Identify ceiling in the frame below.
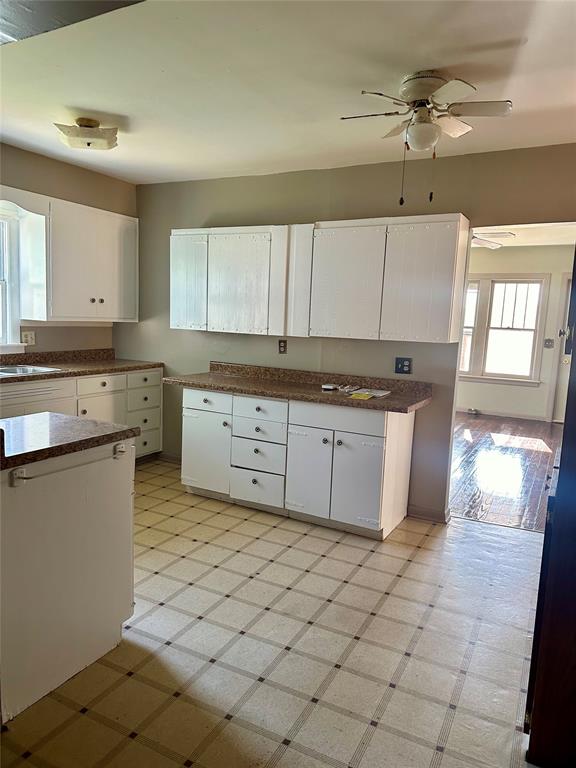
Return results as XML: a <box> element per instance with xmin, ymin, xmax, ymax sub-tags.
<box><xmin>472</xmin><ymin>223</ymin><xmax>576</xmax><ymax>247</ymax></box>
<box><xmin>1</xmin><ymin>0</ymin><xmax>575</xmax><ymax>184</ymax></box>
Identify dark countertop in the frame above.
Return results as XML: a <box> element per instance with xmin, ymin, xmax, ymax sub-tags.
<box><xmin>164</xmin><ymin>362</ymin><xmax>432</xmax><ymax>414</ymax></box>
<box><xmin>0</xmin><ymin>413</ymin><xmax>140</xmax><ymax>470</ymax></box>
<box><xmin>0</xmin><ymin>359</ymin><xmax>164</xmax><ymax>384</ymax></box>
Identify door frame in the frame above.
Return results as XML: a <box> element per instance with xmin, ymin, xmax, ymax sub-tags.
<box><xmin>549</xmin><ymin>271</ymin><xmax>573</xmax><ymax>422</ymax></box>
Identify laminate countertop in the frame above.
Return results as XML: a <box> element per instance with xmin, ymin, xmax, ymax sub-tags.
<box><xmin>0</xmin><ymin>359</ymin><xmax>164</xmax><ymax>385</ymax></box>
<box><xmin>0</xmin><ymin>412</ymin><xmax>140</xmax><ymax>470</ymax></box>
<box><xmin>164</xmin><ymin>362</ymin><xmax>432</xmax><ymax>414</ymax></box>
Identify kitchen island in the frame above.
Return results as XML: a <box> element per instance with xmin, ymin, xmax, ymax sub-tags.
<box><xmin>0</xmin><ymin>412</ymin><xmax>139</xmax><ymax>721</ymax></box>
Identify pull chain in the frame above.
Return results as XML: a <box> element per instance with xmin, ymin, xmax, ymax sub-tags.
<box><xmin>399</xmin><ymin>135</ymin><xmax>409</xmax><ymax>206</ymax></box>
<box><xmin>429</xmin><ymin>148</ymin><xmax>437</xmax><ymax>203</ymax></box>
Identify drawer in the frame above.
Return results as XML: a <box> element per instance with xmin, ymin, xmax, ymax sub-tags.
<box><xmin>78</xmin><ymin>392</ymin><xmax>126</xmax><ymax>423</ymax></box>
<box><xmin>0</xmin><ymin>377</ymin><xmax>76</xmax><ymax>404</ymax></box>
<box><xmin>231</xmin><ymin>436</ymin><xmax>286</xmax><ymax>475</ymax></box>
<box><xmin>183</xmin><ymin>388</ymin><xmax>232</xmax><ymax>414</ymax></box>
<box><xmin>77</xmin><ymin>374</ymin><xmax>126</xmax><ymax>396</ymax></box>
<box><xmin>233</xmin><ymin>395</ymin><xmax>288</xmax><ymax>422</ymax></box>
<box><xmin>126</xmin><ymin>407</ymin><xmax>161</xmax><ymax>431</ymax></box>
<box><xmin>128</xmin><ymin>369</ymin><xmax>162</xmax><ymax>389</ymax></box>
<box><xmin>289</xmin><ymin>401</ymin><xmax>386</xmax><ymax>437</ymax></box>
<box><xmin>136</xmin><ymin>429</ymin><xmax>161</xmax><ymax>456</ymax></box>
<box><xmin>230</xmin><ymin>467</ymin><xmax>284</xmax><ymax>509</ymax></box>
<box><xmin>127</xmin><ymin>386</ymin><xmax>161</xmax><ymax>411</ymax></box>
<box><xmin>233</xmin><ymin>415</ymin><xmax>287</xmax><ymax>444</ymax></box>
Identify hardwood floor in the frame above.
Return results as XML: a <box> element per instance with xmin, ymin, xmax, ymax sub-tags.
<box><xmin>450</xmin><ymin>412</ymin><xmax>563</xmax><ymax>533</ymax></box>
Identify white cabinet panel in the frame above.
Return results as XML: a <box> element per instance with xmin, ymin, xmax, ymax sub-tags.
<box><xmin>183</xmin><ymin>388</ymin><xmax>232</xmax><ymax>413</ymax></box>
<box><xmin>233</xmin><ymin>395</ymin><xmax>288</xmax><ymax>422</ymax></box>
<box><xmin>231</xmin><ymin>437</ymin><xmax>286</xmax><ymax>475</ymax></box>
<box><xmin>170</xmin><ymin>234</ymin><xmax>208</xmax><ymax>330</ymax></box>
<box><xmin>230</xmin><ymin>467</ymin><xmax>284</xmax><ymax>508</ymax></box>
<box><xmin>330</xmin><ymin>432</ymin><xmax>384</xmax><ymax>530</ymax></box>
<box><xmin>288</xmin><ymin>401</ymin><xmax>386</xmax><ymax>437</ymax></box>
<box><xmin>78</xmin><ymin>392</ymin><xmax>126</xmax><ymax>424</ymax></box>
<box><xmin>135</xmin><ymin>429</ymin><xmax>161</xmax><ymax>456</ymax></box>
<box><xmin>380</xmin><ymin>221</ymin><xmax>460</xmax><ymax>342</ymax></box>
<box><xmin>285</xmin><ymin>426</ymin><xmax>333</xmax><ymax>519</ymax></box>
<box><xmin>309</xmin><ymin>226</ymin><xmax>386</xmax><ymax>340</ymax></box>
<box><xmin>127</xmin><ymin>370</ymin><xmax>162</xmax><ymax>389</ymax></box>
<box><xmin>24</xmin><ymin>398</ymin><xmax>76</xmax><ymax>417</ymax></box>
<box><xmin>126</xmin><ymin>408</ymin><xmax>161</xmax><ymax>431</ymax></box>
<box><xmin>98</xmin><ymin>214</ymin><xmax>138</xmax><ymax>321</ymax></box>
<box><xmin>182</xmin><ymin>409</ymin><xmax>231</xmax><ymax>493</ymax></box>
<box><xmin>207</xmin><ymin>233</ymin><xmax>270</xmax><ymax>334</ymax></box>
<box><xmin>77</xmin><ymin>374</ymin><xmax>127</xmax><ymax>396</ymax></box>
<box><xmin>127</xmin><ymin>386</ymin><xmax>161</xmax><ymax>411</ymax></box>
<box><xmin>232</xmin><ymin>415</ymin><xmax>287</xmax><ymax>444</ymax></box>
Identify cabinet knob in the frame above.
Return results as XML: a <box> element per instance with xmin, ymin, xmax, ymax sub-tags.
<box><xmin>255</xmin><ymin>426</ymin><xmax>261</xmax><ymax>432</ymax></box>
<box><xmin>143</xmin><ymin>396</ymin><xmax>148</xmax><ymax>401</ymax></box>
<box><xmin>252</xmin><ymin>478</ymin><xmax>258</xmax><ymax>485</ymax></box>
<box><xmin>89</xmin><ymin>297</ymin><xmax>96</xmax><ymax>303</ymax></box>
<box><xmin>545</xmin><ymin>483</ymin><xmax>550</xmax><ymax>491</ymax></box>
<box><xmin>255</xmin><ymin>406</ymin><xmax>262</xmax><ymax>412</ymax></box>
<box><xmin>222</xmin><ymin>421</ymin><xmax>228</xmax><ymax>427</ymax></box>
<box><xmin>322</xmin><ymin>437</ymin><xmax>329</xmax><ymax>444</ymax></box>
<box><xmin>143</xmin><ymin>418</ymin><xmax>148</xmax><ymax>424</ymax></box>
<box><xmin>99</xmin><ymin>298</ymin><xmax>105</xmax><ymax>304</ymax></box>
<box><xmin>203</xmin><ymin>397</ymin><xmax>209</xmax><ymax>404</ymax></box>
<box><xmin>336</xmin><ymin>439</ymin><xmax>343</xmax><ymax>446</ymax></box>
<box><xmin>546</xmin><ymin>474</ymin><xmax>552</xmax><ymax>481</ymax></box>
<box><xmin>81</xmin><ymin>409</ymin><xmax>87</xmax><ymax>415</ymax></box>
<box><xmin>143</xmin><ymin>440</ymin><xmax>148</xmax><ymax>447</ymax></box>
<box><xmin>101</xmin><ymin>381</ymin><xmax>107</xmax><ymax>387</ymax></box>
<box><xmin>253</xmin><ymin>448</ymin><xmax>260</xmax><ymax>454</ymax></box>
<box><xmin>143</xmin><ymin>377</ymin><xmax>148</xmax><ymax>383</ymax></box>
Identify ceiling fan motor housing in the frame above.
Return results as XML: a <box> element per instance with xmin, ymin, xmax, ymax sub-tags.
<box><xmin>399</xmin><ymin>71</ymin><xmax>447</xmax><ymax>103</ymax></box>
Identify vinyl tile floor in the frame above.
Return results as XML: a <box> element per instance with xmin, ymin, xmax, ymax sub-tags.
<box><xmin>2</xmin><ymin>459</ymin><xmax>543</xmax><ymax>768</ymax></box>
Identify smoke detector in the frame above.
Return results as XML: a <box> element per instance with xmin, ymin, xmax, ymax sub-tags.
<box><xmin>54</xmin><ymin>117</ymin><xmax>118</xmax><ymax>150</ymax></box>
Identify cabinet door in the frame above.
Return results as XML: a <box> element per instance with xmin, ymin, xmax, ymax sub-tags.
<box><xmin>77</xmin><ymin>393</ymin><xmax>126</xmax><ymax>424</ymax></box>
<box><xmin>330</xmin><ymin>432</ymin><xmax>384</xmax><ymax>529</ymax></box>
<box><xmin>182</xmin><ymin>409</ymin><xmax>231</xmax><ymax>493</ymax></box>
<box><xmin>170</xmin><ymin>234</ymin><xmax>208</xmax><ymax>330</ymax></box>
<box><xmin>309</xmin><ymin>226</ymin><xmax>386</xmax><ymax>340</ymax></box>
<box><xmin>207</xmin><ymin>233</ymin><xmax>270</xmax><ymax>334</ymax></box>
<box><xmin>380</xmin><ymin>221</ymin><xmax>458</xmax><ymax>342</ymax></box>
<box><xmin>25</xmin><ymin>397</ymin><xmax>76</xmax><ymax>416</ymax></box>
<box><xmin>49</xmin><ymin>198</ymin><xmax>101</xmax><ymax>319</ymax></box>
<box><xmin>285</xmin><ymin>425</ymin><xmax>333</xmax><ymax>518</ymax></box>
<box><xmin>98</xmin><ymin>214</ymin><xmax>138</xmax><ymax>321</ymax></box>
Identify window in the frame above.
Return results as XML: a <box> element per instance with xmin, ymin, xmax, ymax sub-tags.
<box><xmin>0</xmin><ymin>217</ymin><xmax>9</xmax><ymax>344</ymax></box>
<box><xmin>459</xmin><ymin>276</ymin><xmax>547</xmax><ymax>382</ymax></box>
<box><xmin>0</xmin><ymin>212</ymin><xmax>21</xmax><ymax>347</ymax></box>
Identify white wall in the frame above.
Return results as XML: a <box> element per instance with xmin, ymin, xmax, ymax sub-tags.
<box><xmin>456</xmin><ymin>244</ymin><xmax>574</xmax><ymax>420</ymax></box>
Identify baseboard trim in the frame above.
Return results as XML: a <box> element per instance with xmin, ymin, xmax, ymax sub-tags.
<box><xmin>408</xmin><ymin>504</ymin><xmax>450</xmax><ymax>524</ymax></box>
<box><xmin>455</xmin><ymin>408</ymin><xmax>550</xmax><ymax>422</ymax></box>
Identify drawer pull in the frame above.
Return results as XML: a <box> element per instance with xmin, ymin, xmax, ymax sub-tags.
<box><xmin>251</xmin><ymin>478</ymin><xmax>258</xmax><ymax>485</ymax></box>
<box><xmin>81</xmin><ymin>409</ymin><xmax>87</xmax><ymax>415</ymax></box>
<box><xmin>89</xmin><ymin>297</ymin><xmax>96</xmax><ymax>303</ymax></box>
<box><xmin>255</xmin><ymin>426</ymin><xmax>261</xmax><ymax>433</ymax></box>
<box><xmin>322</xmin><ymin>437</ymin><xmax>329</xmax><ymax>444</ymax></box>
<box><xmin>222</xmin><ymin>421</ymin><xmax>229</xmax><ymax>427</ymax></box>
<box><xmin>336</xmin><ymin>439</ymin><xmax>343</xmax><ymax>446</ymax></box>
<box><xmin>143</xmin><ymin>418</ymin><xmax>148</xmax><ymax>424</ymax></box>
<box><xmin>253</xmin><ymin>448</ymin><xmax>260</xmax><ymax>454</ymax></box>
<box><xmin>255</xmin><ymin>406</ymin><xmax>262</xmax><ymax>412</ymax></box>
<box><xmin>203</xmin><ymin>397</ymin><xmax>209</xmax><ymax>404</ymax></box>
<box><xmin>101</xmin><ymin>381</ymin><xmax>107</xmax><ymax>387</ymax></box>
<box><xmin>143</xmin><ymin>377</ymin><xmax>148</xmax><ymax>382</ymax></box>
<box><xmin>144</xmin><ymin>396</ymin><xmax>149</xmax><ymax>402</ymax></box>
<box><xmin>143</xmin><ymin>440</ymin><xmax>148</xmax><ymax>447</ymax></box>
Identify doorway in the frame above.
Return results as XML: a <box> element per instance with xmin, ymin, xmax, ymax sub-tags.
<box><xmin>450</xmin><ymin>222</ymin><xmax>575</xmax><ymax>533</ymax></box>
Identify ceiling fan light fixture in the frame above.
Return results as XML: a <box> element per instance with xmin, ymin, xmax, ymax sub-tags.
<box><xmin>406</xmin><ymin>120</ymin><xmax>442</xmax><ymax>151</ymax></box>
<box><xmin>54</xmin><ymin>117</ymin><xmax>118</xmax><ymax>150</ymax></box>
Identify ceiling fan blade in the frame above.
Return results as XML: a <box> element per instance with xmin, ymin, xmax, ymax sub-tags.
<box><xmin>341</xmin><ymin>111</ymin><xmax>405</xmax><ymax>121</ymax></box>
<box><xmin>382</xmin><ymin>120</ymin><xmax>410</xmax><ymax>138</ymax></box>
<box><xmin>361</xmin><ymin>90</ymin><xmax>408</xmax><ymax>107</ymax></box>
<box><xmin>431</xmin><ymin>78</ymin><xmax>476</xmax><ymax>105</ymax></box>
<box><xmin>471</xmin><ymin>236</ymin><xmax>502</xmax><ymax>249</ymax></box>
<box><xmin>436</xmin><ymin>114</ymin><xmax>473</xmax><ymax>138</ymax></box>
<box><xmin>448</xmin><ymin>100</ymin><xmax>513</xmax><ymax>117</ymax></box>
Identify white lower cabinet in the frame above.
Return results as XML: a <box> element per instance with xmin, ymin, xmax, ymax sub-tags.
<box><xmin>180</xmin><ymin>389</ymin><xmax>414</xmax><ymax>537</ymax></box>
<box><xmin>331</xmin><ymin>432</ymin><xmax>384</xmax><ymax>529</ymax></box>
<box><xmin>182</xmin><ymin>409</ymin><xmax>231</xmax><ymax>493</ymax></box>
<box><xmin>78</xmin><ymin>392</ymin><xmax>126</xmax><ymax>423</ymax></box>
<box><xmin>285</xmin><ymin>426</ymin><xmax>333</xmax><ymax>519</ymax></box>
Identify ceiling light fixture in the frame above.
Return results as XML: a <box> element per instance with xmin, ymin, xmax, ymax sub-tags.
<box><xmin>405</xmin><ymin>108</ymin><xmax>442</xmax><ymax>152</ymax></box>
<box><xmin>54</xmin><ymin>118</ymin><xmax>118</xmax><ymax>150</ymax></box>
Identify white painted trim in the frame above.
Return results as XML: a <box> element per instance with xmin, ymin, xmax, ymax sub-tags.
<box><xmin>547</xmin><ymin>271</ymin><xmax>573</xmax><ymax>422</ymax></box>
<box><xmin>407</xmin><ymin>503</ymin><xmax>450</xmax><ymax>524</ymax></box>
<box><xmin>0</xmin><ymin>343</ymin><xmax>26</xmax><ymax>354</ymax></box>
<box><xmin>458</xmin><ymin>374</ymin><xmax>541</xmax><ymax>387</ymax></box>
<box><xmin>455</xmin><ymin>408</ymin><xmax>550</xmax><ymax>422</ymax></box>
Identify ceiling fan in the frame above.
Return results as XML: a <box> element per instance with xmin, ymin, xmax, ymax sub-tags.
<box><xmin>341</xmin><ymin>70</ymin><xmax>512</xmax><ymax>151</ymax></box>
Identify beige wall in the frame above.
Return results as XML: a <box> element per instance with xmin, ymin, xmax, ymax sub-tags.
<box><xmin>114</xmin><ymin>143</ymin><xmax>576</xmax><ymax>522</ymax></box>
<box><xmin>0</xmin><ymin>142</ymin><xmax>135</xmax><ymax>352</ymax></box>
<box><xmin>456</xmin><ymin>244</ymin><xmax>574</xmax><ymax>420</ymax></box>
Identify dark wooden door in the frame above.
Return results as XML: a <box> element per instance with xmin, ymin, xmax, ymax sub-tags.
<box><xmin>525</xmin><ymin>251</ymin><xmax>576</xmax><ymax>767</ymax></box>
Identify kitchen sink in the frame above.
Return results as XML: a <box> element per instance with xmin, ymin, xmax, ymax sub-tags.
<box><xmin>0</xmin><ymin>366</ymin><xmax>62</xmax><ymax>377</ymax></box>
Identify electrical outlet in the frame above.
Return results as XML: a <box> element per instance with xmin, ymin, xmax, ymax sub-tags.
<box><xmin>395</xmin><ymin>357</ymin><xmax>412</xmax><ymax>375</ymax></box>
<box><xmin>278</xmin><ymin>339</ymin><xmax>288</xmax><ymax>354</ymax></box>
<box><xmin>21</xmin><ymin>330</ymin><xmax>36</xmax><ymax>346</ymax></box>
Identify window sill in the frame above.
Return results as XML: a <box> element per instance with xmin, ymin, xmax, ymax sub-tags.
<box><xmin>0</xmin><ymin>343</ymin><xmax>26</xmax><ymax>354</ymax></box>
<box><xmin>458</xmin><ymin>374</ymin><xmax>541</xmax><ymax>388</ymax></box>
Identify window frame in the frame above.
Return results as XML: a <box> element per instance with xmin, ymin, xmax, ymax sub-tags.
<box><xmin>0</xmin><ymin>211</ymin><xmax>22</xmax><ymax>348</ymax></box>
<box><xmin>459</xmin><ymin>273</ymin><xmax>550</xmax><ymax>385</ymax></box>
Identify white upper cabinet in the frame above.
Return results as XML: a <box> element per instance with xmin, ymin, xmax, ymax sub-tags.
<box><xmin>170</xmin><ymin>233</ymin><xmax>208</xmax><ymax>330</ymax></box>
<box><xmin>208</xmin><ymin>232</ymin><xmax>271</xmax><ymax>334</ymax></box>
<box><xmin>380</xmin><ymin>219</ymin><xmax>468</xmax><ymax>343</ymax></box>
<box><xmin>309</xmin><ymin>225</ymin><xmax>387</xmax><ymax>340</ymax></box>
<box><xmin>3</xmin><ymin>186</ymin><xmax>139</xmax><ymax>324</ymax></box>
